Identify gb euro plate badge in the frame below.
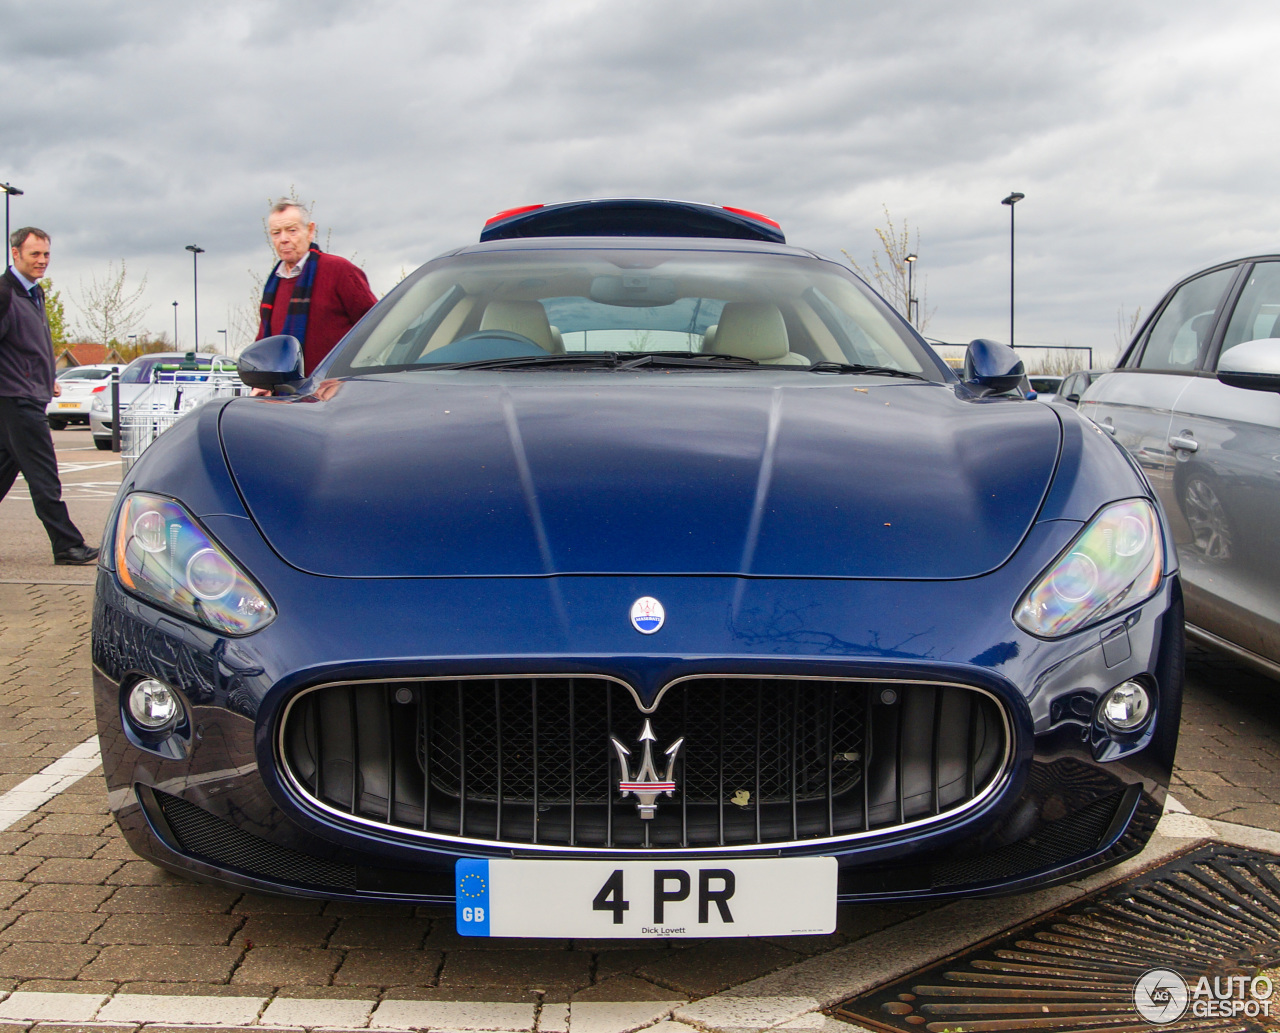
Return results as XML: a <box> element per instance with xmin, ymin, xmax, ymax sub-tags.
<box><xmin>455</xmin><ymin>857</ymin><xmax>837</xmax><ymax>938</ymax></box>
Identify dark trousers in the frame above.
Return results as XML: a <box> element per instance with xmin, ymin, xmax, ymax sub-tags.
<box><xmin>0</xmin><ymin>396</ymin><xmax>85</xmax><ymax>556</ymax></box>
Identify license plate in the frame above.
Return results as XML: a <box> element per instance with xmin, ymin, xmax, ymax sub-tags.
<box><xmin>455</xmin><ymin>857</ymin><xmax>836</xmax><ymax>938</ymax></box>
<box><xmin>57</xmin><ymin>402</ymin><xmax>79</xmax><ymax>408</ymax></box>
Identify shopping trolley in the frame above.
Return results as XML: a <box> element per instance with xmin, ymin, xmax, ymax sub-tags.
<box><xmin>120</xmin><ymin>357</ymin><xmax>246</xmax><ymax>474</ymax></box>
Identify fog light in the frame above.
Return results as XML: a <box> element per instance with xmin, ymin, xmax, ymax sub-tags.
<box><xmin>128</xmin><ymin>679</ymin><xmax>180</xmax><ymax>730</ymax></box>
<box><xmin>1101</xmin><ymin>680</ymin><xmax>1151</xmax><ymax>731</ymax></box>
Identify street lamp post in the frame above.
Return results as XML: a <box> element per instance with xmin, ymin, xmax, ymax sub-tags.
<box><xmin>185</xmin><ymin>245</ymin><xmax>205</xmax><ymax>350</ymax></box>
<box><xmin>172</xmin><ymin>301</ymin><xmax>179</xmax><ymax>348</ymax></box>
<box><xmin>1001</xmin><ymin>192</ymin><xmax>1025</xmax><ymax>348</ymax></box>
<box><xmin>217</xmin><ymin>329</ymin><xmax>228</xmax><ymax>355</ymax></box>
<box><xmin>904</xmin><ymin>253</ymin><xmax>918</xmax><ymax>329</ymax></box>
<box><xmin>2</xmin><ymin>183</ymin><xmax>24</xmax><ymax>258</ymax></box>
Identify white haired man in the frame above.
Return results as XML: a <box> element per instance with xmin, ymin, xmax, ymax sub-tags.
<box><xmin>256</xmin><ymin>200</ymin><xmax>377</xmax><ymax>375</ymax></box>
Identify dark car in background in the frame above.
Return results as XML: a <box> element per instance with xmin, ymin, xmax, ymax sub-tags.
<box><xmin>1080</xmin><ymin>256</ymin><xmax>1280</xmax><ymax>679</ymax></box>
<box><xmin>92</xmin><ymin>199</ymin><xmax>1183</xmax><ymax>939</ymax></box>
<box><xmin>1056</xmin><ymin>369</ymin><xmax>1108</xmax><ymax>409</ymax></box>
<box><xmin>1028</xmin><ymin>375</ymin><xmax>1063</xmax><ymax>401</ymax></box>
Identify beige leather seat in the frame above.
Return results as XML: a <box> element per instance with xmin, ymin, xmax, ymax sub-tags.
<box><xmin>478</xmin><ymin>301</ymin><xmax>563</xmax><ymax>353</ymax></box>
<box><xmin>706</xmin><ymin>303</ymin><xmax>808</xmax><ymax>365</ymax></box>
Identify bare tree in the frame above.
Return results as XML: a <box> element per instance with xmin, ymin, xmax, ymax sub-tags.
<box><xmin>843</xmin><ymin>207</ymin><xmax>932</xmax><ymax>332</ymax></box>
<box><xmin>117</xmin><ymin>332</ymin><xmax>172</xmax><ymax>363</ymax></box>
<box><xmin>1023</xmin><ymin>349</ymin><xmax>1090</xmax><ymax>376</ymax></box>
<box><xmin>77</xmin><ymin>261</ymin><xmax>148</xmax><ymax>345</ymax></box>
<box><xmin>225</xmin><ymin>271</ymin><xmax>265</xmax><ymax>357</ymax></box>
<box><xmin>1115</xmin><ymin>305</ymin><xmax>1143</xmax><ymax>354</ymax></box>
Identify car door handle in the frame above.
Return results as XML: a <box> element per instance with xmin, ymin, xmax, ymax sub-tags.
<box><xmin>1168</xmin><ymin>435</ymin><xmax>1199</xmax><ymax>452</ymax></box>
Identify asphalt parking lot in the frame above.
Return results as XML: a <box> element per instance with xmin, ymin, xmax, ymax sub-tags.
<box><xmin>0</xmin><ymin>425</ymin><xmax>1276</xmax><ymax>1032</ymax></box>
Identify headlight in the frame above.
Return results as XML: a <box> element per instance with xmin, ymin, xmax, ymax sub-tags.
<box><xmin>114</xmin><ymin>493</ymin><xmax>275</xmax><ymax>634</ymax></box>
<box><xmin>1014</xmin><ymin>498</ymin><xmax>1163</xmax><ymax>638</ymax></box>
<box><xmin>91</xmin><ymin>396</ymin><xmax>108</xmax><ymax>412</ymax></box>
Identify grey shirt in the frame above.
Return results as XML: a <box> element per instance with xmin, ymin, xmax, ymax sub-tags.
<box><xmin>0</xmin><ymin>269</ymin><xmax>56</xmax><ymax>401</ymax></box>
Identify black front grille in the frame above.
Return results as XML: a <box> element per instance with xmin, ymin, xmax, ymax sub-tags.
<box><xmin>279</xmin><ymin>676</ymin><xmax>1008</xmax><ymax>850</ymax></box>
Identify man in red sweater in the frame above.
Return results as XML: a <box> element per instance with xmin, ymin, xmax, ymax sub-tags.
<box><xmin>257</xmin><ymin>200</ymin><xmax>377</xmax><ymax>375</ymax></box>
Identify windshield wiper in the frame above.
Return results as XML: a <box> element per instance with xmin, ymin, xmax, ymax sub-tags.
<box><xmin>415</xmin><ymin>351</ymin><xmax>762</xmax><ymax>372</ymax></box>
<box><xmin>617</xmin><ymin>352</ymin><xmax>760</xmax><ymax>370</ymax></box>
<box><xmin>806</xmin><ymin>361</ymin><xmax>928</xmax><ymax>380</ymax></box>
<box><xmin>419</xmin><ymin>353</ymin><xmax>627</xmax><ymax>371</ymax></box>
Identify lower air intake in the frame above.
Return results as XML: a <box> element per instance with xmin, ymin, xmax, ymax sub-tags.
<box><xmin>153</xmin><ymin>788</ymin><xmax>357</xmax><ymax>890</ymax></box>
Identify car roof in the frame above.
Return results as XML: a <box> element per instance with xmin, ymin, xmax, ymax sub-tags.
<box><xmin>479</xmin><ymin>198</ymin><xmax>787</xmax><ymax>245</ymax></box>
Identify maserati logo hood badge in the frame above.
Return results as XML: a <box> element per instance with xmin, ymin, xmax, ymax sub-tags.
<box><xmin>629</xmin><ymin>596</ymin><xmax>665</xmax><ymax>634</ymax></box>
<box><xmin>611</xmin><ymin>719</ymin><xmax>683</xmax><ymax>820</ymax></box>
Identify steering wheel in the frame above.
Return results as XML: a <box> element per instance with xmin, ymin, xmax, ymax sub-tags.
<box><xmin>423</xmin><ymin>330</ymin><xmax>548</xmax><ymax>364</ymax></box>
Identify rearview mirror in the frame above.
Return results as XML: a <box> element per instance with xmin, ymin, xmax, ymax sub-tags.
<box><xmin>238</xmin><ymin>335</ymin><xmax>304</xmax><ymax>390</ymax></box>
<box><xmin>1218</xmin><ymin>338</ymin><xmax>1280</xmax><ymax>392</ymax></box>
<box><xmin>963</xmin><ymin>339</ymin><xmax>1025</xmax><ymax>396</ymax></box>
<box><xmin>590</xmin><ymin>274</ymin><xmax>678</xmax><ymax>307</ymax></box>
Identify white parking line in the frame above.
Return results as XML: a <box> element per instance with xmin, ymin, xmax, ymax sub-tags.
<box><xmin>56</xmin><ymin>460</ymin><xmax>120</xmax><ymax>473</ymax></box>
<box><xmin>7</xmin><ymin>480</ymin><xmax>122</xmax><ymax>500</ymax></box>
<box><xmin>0</xmin><ymin>736</ymin><xmax>102</xmax><ymax>831</ymax></box>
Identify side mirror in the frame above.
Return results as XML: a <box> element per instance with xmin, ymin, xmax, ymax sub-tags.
<box><xmin>1218</xmin><ymin>338</ymin><xmax>1280</xmax><ymax>392</ymax></box>
<box><xmin>963</xmin><ymin>339</ymin><xmax>1025</xmax><ymax>396</ymax></box>
<box><xmin>238</xmin><ymin>335</ymin><xmax>304</xmax><ymax>390</ymax></box>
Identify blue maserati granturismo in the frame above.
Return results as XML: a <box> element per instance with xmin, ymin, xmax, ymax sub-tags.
<box><xmin>92</xmin><ymin>199</ymin><xmax>1183</xmax><ymax>938</ymax></box>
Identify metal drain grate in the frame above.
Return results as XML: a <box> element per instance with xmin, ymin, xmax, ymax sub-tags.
<box><xmin>832</xmin><ymin>844</ymin><xmax>1280</xmax><ymax>1032</ymax></box>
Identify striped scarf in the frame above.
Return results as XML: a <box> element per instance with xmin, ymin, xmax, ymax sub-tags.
<box><xmin>259</xmin><ymin>243</ymin><xmax>321</xmax><ymax>344</ymax></box>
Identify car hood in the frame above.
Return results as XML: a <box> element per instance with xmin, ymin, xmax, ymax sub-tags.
<box><xmin>219</xmin><ymin>373</ymin><xmax>1062</xmax><ymax>579</ymax></box>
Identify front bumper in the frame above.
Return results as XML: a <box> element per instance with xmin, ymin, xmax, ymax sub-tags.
<box><xmin>91</xmin><ymin>549</ymin><xmax>1183</xmax><ymax>906</ymax></box>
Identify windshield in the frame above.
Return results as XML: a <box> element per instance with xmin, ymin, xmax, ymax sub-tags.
<box><xmin>328</xmin><ymin>247</ymin><xmax>942</xmax><ymax>379</ymax></box>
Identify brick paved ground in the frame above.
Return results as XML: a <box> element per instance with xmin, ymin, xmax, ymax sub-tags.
<box><xmin>1171</xmin><ymin>643</ymin><xmax>1280</xmax><ymax>832</ymax></box>
<box><xmin>0</xmin><ymin>584</ymin><xmax>929</xmax><ymax>1008</ymax></box>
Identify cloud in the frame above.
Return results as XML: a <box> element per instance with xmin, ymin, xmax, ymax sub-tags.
<box><xmin>3</xmin><ymin>0</ymin><xmax>1278</xmax><ymax>361</ymax></box>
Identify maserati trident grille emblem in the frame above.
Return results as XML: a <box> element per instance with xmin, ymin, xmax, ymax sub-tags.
<box><xmin>611</xmin><ymin>719</ymin><xmax>684</xmax><ymax>820</ymax></box>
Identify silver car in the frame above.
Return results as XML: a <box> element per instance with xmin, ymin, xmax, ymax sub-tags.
<box><xmin>89</xmin><ymin>351</ymin><xmax>225</xmax><ymax>450</ymax></box>
<box><xmin>1080</xmin><ymin>256</ymin><xmax>1280</xmax><ymax>678</ymax></box>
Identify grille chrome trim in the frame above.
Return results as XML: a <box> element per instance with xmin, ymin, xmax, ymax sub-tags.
<box><xmin>275</xmin><ymin>673</ymin><xmax>1015</xmax><ymax>855</ymax></box>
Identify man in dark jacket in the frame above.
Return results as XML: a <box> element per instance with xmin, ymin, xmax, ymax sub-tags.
<box><xmin>256</xmin><ymin>200</ymin><xmax>377</xmax><ymax>375</ymax></box>
<box><xmin>0</xmin><ymin>228</ymin><xmax>98</xmax><ymax>565</ymax></box>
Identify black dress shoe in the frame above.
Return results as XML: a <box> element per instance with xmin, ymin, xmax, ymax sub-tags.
<box><xmin>54</xmin><ymin>545</ymin><xmax>100</xmax><ymax>566</ymax></box>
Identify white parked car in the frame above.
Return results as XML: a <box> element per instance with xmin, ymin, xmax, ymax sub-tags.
<box><xmin>46</xmin><ymin>364</ymin><xmax>121</xmax><ymax>429</ymax></box>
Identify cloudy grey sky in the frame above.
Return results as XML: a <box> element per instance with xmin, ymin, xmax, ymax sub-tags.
<box><xmin>4</xmin><ymin>0</ymin><xmax>1279</xmax><ymax>363</ymax></box>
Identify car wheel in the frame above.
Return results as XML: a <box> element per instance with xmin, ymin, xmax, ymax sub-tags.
<box><xmin>47</xmin><ymin>418</ymin><xmax>67</xmax><ymax>430</ymax></box>
<box><xmin>1181</xmin><ymin>474</ymin><xmax>1234</xmax><ymax>560</ymax></box>
<box><xmin>94</xmin><ymin>437</ymin><xmax>113</xmax><ymax>451</ymax></box>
